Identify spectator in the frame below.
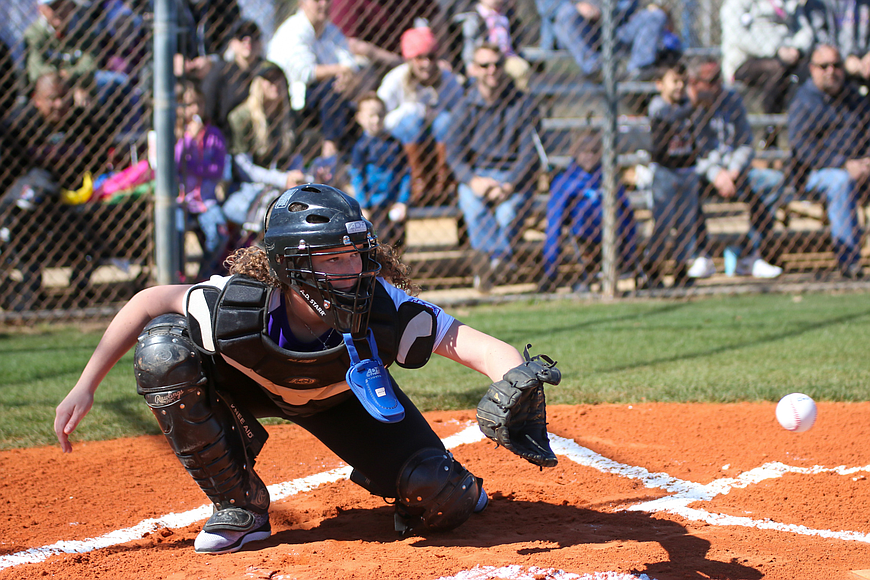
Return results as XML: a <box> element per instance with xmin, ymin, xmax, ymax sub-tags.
<box><xmin>91</xmin><ymin>0</ymin><xmax>149</xmax><ymax>78</ymax></box>
<box><xmin>453</xmin><ymin>0</ymin><xmax>532</xmax><ymax>89</ymax></box>
<box><xmin>87</xmin><ymin>0</ymin><xmax>149</xmax><ymax>136</ymax></box>
<box><xmin>720</xmin><ymin>0</ymin><xmax>814</xmax><ymax>147</ymax></box>
<box><xmin>445</xmin><ymin>43</ymin><xmax>541</xmax><ymax>291</ymax></box>
<box><xmin>540</xmin><ymin>128</ymin><xmax>640</xmax><ymax>293</ymax></box>
<box><xmin>177</xmin><ymin>0</ymin><xmax>241</xmax><ymax>61</ymax></box>
<box><xmin>330</xmin><ymin>0</ymin><xmax>441</xmax><ymax>55</ymax></box>
<box><xmin>201</xmin><ymin>20</ymin><xmax>273</xmax><ymax>136</ymax></box>
<box><xmin>4</xmin><ymin>71</ymin><xmax>109</xmax><ymax>191</ymax></box>
<box><xmin>788</xmin><ymin>44</ymin><xmax>870</xmax><ymax>279</ymax></box>
<box><xmin>175</xmin><ymin>79</ymin><xmax>228</xmax><ymax>281</ymax></box>
<box><xmin>688</xmin><ymin>58</ymin><xmax>784</xmax><ymax>279</ymax></box>
<box><xmin>25</xmin><ymin>0</ymin><xmax>146</xmax><ymax>133</ymax></box>
<box><xmin>24</xmin><ymin>0</ymin><xmax>100</xmax><ymax>107</ymax></box>
<box><xmin>1</xmin><ymin>71</ymin><xmax>110</xmax><ymax>309</ymax></box>
<box><xmin>236</xmin><ymin>0</ymin><xmax>278</xmax><ymax>46</ymax></box>
<box><xmin>534</xmin><ymin>0</ymin><xmax>681</xmax><ymax>80</ymax></box>
<box><xmin>349</xmin><ymin>92</ymin><xmax>411</xmax><ymax>251</ymax></box>
<box><xmin>645</xmin><ymin>58</ymin><xmax>704</xmax><ymax>287</ymax></box>
<box><xmin>174</xmin><ymin>0</ymin><xmax>243</xmax><ymax>82</ymax></box>
<box><xmin>223</xmin><ymin>64</ymin><xmax>305</xmax><ymax>242</ymax></box>
<box><xmin>805</xmin><ymin>0</ymin><xmax>870</xmax><ymax>89</ymax></box>
<box><xmin>377</xmin><ymin>26</ymin><xmax>465</xmax><ymax>204</ymax></box>
<box><xmin>268</xmin><ymin>0</ymin><xmax>361</xmax><ymax>158</ymax></box>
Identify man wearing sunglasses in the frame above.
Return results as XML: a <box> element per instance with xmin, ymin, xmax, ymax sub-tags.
<box><xmin>444</xmin><ymin>43</ymin><xmax>541</xmax><ymax>292</ymax></box>
<box><xmin>787</xmin><ymin>44</ymin><xmax>870</xmax><ymax>279</ymax></box>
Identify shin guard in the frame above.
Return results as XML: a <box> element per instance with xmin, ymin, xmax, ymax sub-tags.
<box><xmin>135</xmin><ymin>314</ymin><xmax>269</xmax><ymax>513</ymax></box>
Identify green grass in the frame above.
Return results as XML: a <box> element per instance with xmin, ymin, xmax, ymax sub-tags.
<box><xmin>2</xmin><ymin>291</ymin><xmax>870</xmax><ymax>450</ymax></box>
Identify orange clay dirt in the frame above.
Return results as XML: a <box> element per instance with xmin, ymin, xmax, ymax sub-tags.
<box><xmin>2</xmin><ymin>402</ymin><xmax>870</xmax><ymax>580</ymax></box>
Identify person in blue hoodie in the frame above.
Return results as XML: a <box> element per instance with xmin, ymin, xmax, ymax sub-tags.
<box><xmin>349</xmin><ymin>92</ymin><xmax>412</xmax><ymax>252</ymax></box>
<box><xmin>540</xmin><ymin>128</ymin><xmax>639</xmax><ymax>292</ymax></box>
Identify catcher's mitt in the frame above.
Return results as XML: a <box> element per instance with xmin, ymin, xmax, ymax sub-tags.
<box><xmin>476</xmin><ymin>344</ymin><xmax>561</xmax><ymax>467</ymax></box>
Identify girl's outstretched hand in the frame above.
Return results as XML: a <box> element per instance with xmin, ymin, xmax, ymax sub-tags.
<box><xmin>54</xmin><ymin>388</ymin><xmax>95</xmax><ymax>453</ymax></box>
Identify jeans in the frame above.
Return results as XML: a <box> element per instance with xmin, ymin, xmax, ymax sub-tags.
<box><xmin>648</xmin><ymin>165</ymin><xmax>701</xmax><ymax>266</ymax></box>
<box><xmin>540</xmin><ymin>0</ymin><xmax>601</xmax><ymax>75</ymax></box>
<box><xmin>805</xmin><ymin>168</ymin><xmax>863</xmax><ymax>267</ymax></box>
<box><xmin>389</xmin><ymin>109</ymin><xmax>452</xmax><ymax>145</ymax></box>
<box><xmin>689</xmin><ymin>167</ymin><xmax>784</xmax><ymax>260</ymax></box>
<box><xmin>196</xmin><ymin>204</ymin><xmax>228</xmax><ymax>254</ymax></box>
<box><xmin>222</xmin><ymin>182</ymin><xmax>262</xmax><ymax>226</ymax></box>
<box><xmin>536</xmin><ymin>0</ymin><xmax>663</xmax><ymax>75</ymax></box>
<box><xmin>738</xmin><ymin>167</ymin><xmax>785</xmax><ymax>258</ymax></box>
<box><xmin>457</xmin><ymin>168</ymin><xmax>531</xmax><ymax>261</ymax></box>
<box><xmin>615</xmin><ymin>7</ymin><xmax>668</xmax><ymax>73</ymax></box>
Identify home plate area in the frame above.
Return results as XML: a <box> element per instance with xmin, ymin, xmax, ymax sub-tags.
<box><xmin>2</xmin><ymin>403</ymin><xmax>870</xmax><ymax>580</ymax></box>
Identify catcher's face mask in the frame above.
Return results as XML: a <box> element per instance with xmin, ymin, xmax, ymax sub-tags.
<box><xmin>280</xmin><ymin>237</ymin><xmax>381</xmax><ymax>336</ymax></box>
<box><xmin>264</xmin><ymin>184</ymin><xmax>381</xmax><ymax>336</ymax></box>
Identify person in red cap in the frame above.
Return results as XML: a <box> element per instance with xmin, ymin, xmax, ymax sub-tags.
<box><xmin>377</xmin><ymin>26</ymin><xmax>465</xmax><ymax>205</ymax></box>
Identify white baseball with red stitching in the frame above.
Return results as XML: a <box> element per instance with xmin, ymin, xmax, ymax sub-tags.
<box><xmin>776</xmin><ymin>393</ymin><xmax>817</xmax><ymax>433</ymax></box>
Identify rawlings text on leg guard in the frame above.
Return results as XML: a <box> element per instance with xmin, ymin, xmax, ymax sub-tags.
<box><xmin>477</xmin><ymin>344</ymin><xmax>561</xmax><ymax>468</ymax></box>
<box><xmin>395</xmin><ymin>448</ymin><xmax>481</xmax><ymax>534</ymax></box>
<box><xmin>135</xmin><ymin>314</ymin><xmax>270</xmax><ymax>514</ymax></box>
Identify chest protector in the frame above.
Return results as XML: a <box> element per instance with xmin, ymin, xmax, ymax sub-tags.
<box><xmin>186</xmin><ymin>276</ymin><xmax>438</xmax><ymax>412</ymax></box>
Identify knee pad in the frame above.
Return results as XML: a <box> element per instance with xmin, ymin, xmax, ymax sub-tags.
<box><xmin>134</xmin><ymin>314</ymin><xmax>269</xmax><ymax>513</ymax></box>
<box><xmin>135</xmin><ymin>313</ymin><xmax>207</xmax><ymax>397</ymax></box>
<box><xmin>396</xmin><ymin>448</ymin><xmax>481</xmax><ymax>533</ymax></box>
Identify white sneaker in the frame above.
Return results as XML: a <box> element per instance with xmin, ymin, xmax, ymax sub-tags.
<box><xmin>687</xmin><ymin>257</ymin><xmax>716</xmax><ymax>278</ymax></box>
<box><xmin>736</xmin><ymin>258</ymin><xmax>782</xmax><ymax>279</ymax></box>
<box><xmin>194</xmin><ymin>509</ymin><xmax>271</xmax><ymax>554</ymax></box>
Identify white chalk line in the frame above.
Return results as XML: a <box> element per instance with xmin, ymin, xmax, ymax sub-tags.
<box><xmin>0</xmin><ymin>423</ymin><xmax>486</xmax><ymax>571</ymax></box>
<box><xmin>548</xmin><ymin>434</ymin><xmax>870</xmax><ymax>543</ymax></box>
<box><xmin>3</xmin><ymin>423</ymin><xmax>869</xmax><ymax>573</ymax></box>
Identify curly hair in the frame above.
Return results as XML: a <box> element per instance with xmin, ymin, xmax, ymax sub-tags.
<box><xmin>224</xmin><ymin>243</ymin><xmax>420</xmax><ymax>296</ymax></box>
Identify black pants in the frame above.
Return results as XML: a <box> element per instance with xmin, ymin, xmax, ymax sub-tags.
<box><xmin>213</xmin><ymin>359</ymin><xmax>445</xmax><ymax>497</ymax></box>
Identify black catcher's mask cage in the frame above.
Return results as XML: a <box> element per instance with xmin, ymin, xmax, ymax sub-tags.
<box><xmin>264</xmin><ymin>184</ymin><xmax>382</xmax><ymax>336</ymax></box>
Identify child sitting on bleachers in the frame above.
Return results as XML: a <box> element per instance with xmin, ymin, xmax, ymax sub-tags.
<box><xmin>645</xmin><ymin>57</ymin><xmax>704</xmax><ymax>287</ymax></box>
<box><xmin>540</xmin><ymin>128</ymin><xmax>639</xmax><ymax>292</ymax></box>
<box><xmin>174</xmin><ymin>78</ymin><xmax>228</xmax><ymax>281</ymax></box>
<box><xmin>349</xmin><ymin>92</ymin><xmax>412</xmax><ymax>252</ymax></box>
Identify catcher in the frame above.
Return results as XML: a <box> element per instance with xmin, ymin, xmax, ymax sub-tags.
<box><xmin>54</xmin><ymin>184</ymin><xmax>560</xmax><ymax>554</ymax></box>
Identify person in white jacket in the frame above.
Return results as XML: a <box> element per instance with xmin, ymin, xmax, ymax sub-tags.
<box><xmin>720</xmin><ymin>0</ymin><xmax>814</xmax><ymax>146</ymax></box>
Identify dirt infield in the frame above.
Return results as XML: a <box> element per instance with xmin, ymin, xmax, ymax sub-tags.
<box><xmin>3</xmin><ymin>402</ymin><xmax>870</xmax><ymax>580</ymax></box>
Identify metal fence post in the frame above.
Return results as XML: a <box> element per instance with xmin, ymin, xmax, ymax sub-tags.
<box><xmin>600</xmin><ymin>0</ymin><xmax>618</xmax><ymax>297</ymax></box>
<box><xmin>153</xmin><ymin>0</ymin><xmax>180</xmax><ymax>285</ymax></box>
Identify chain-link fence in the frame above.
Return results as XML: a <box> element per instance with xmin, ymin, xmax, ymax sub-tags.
<box><xmin>1</xmin><ymin>0</ymin><xmax>868</xmax><ymax>322</ymax></box>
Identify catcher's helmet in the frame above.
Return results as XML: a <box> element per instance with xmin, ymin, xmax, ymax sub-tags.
<box><xmin>264</xmin><ymin>184</ymin><xmax>381</xmax><ymax>335</ymax></box>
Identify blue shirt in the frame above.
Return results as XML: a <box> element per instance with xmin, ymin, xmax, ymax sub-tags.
<box><xmin>349</xmin><ymin>132</ymin><xmax>411</xmax><ymax>208</ymax></box>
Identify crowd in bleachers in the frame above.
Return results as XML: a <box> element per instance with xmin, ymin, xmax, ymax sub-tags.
<box><xmin>1</xmin><ymin>0</ymin><xmax>869</xmax><ymax>308</ymax></box>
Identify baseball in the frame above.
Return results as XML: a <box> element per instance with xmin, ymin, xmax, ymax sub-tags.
<box><xmin>775</xmin><ymin>393</ymin><xmax>817</xmax><ymax>432</ymax></box>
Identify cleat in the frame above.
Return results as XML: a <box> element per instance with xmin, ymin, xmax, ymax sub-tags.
<box><xmin>474</xmin><ymin>488</ymin><xmax>489</xmax><ymax>513</ymax></box>
<box><xmin>194</xmin><ymin>508</ymin><xmax>271</xmax><ymax>554</ymax></box>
